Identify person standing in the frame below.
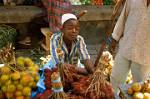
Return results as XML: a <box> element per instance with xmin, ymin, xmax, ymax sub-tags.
<box><xmin>110</xmin><ymin>0</ymin><xmax>150</xmax><ymax>94</ymax></box>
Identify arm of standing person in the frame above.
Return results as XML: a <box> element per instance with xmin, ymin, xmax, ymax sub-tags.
<box><xmin>112</xmin><ymin>0</ymin><xmax>130</xmax><ymax>41</ymax></box>
<box><xmin>109</xmin><ymin>0</ymin><xmax>130</xmax><ymax>52</ymax></box>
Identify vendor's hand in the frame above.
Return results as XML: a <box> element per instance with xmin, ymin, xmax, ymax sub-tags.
<box><xmin>84</xmin><ymin>59</ymin><xmax>95</xmax><ymax>74</ymax></box>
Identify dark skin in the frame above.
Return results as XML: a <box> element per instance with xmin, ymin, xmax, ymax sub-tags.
<box><xmin>61</xmin><ymin>19</ymin><xmax>94</xmax><ymax>74</ymax></box>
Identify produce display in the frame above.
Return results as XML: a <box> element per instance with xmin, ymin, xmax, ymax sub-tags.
<box><xmin>69</xmin><ymin>0</ymin><xmax>115</xmax><ymax>5</ymax></box>
<box><xmin>0</xmin><ymin>57</ymin><xmax>39</xmax><ymax>99</ymax></box>
<box><xmin>34</xmin><ymin>50</ymin><xmax>115</xmax><ymax>99</ymax></box>
<box><xmin>127</xmin><ymin>79</ymin><xmax>150</xmax><ymax>99</ymax></box>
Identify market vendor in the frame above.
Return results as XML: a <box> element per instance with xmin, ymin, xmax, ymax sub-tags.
<box><xmin>50</xmin><ymin>13</ymin><xmax>94</xmax><ymax>74</ymax></box>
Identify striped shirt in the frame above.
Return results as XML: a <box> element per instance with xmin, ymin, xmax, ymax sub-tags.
<box><xmin>50</xmin><ymin>33</ymin><xmax>90</xmax><ymax>66</ymax></box>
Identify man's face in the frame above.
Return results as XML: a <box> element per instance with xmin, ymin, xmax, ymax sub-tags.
<box><xmin>62</xmin><ymin>19</ymin><xmax>80</xmax><ymax>41</ymax></box>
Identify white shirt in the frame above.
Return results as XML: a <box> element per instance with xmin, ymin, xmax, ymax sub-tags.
<box><xmin>112</xmin><ymin>0</ymin><xmax>150</xmax><ymax>66</ymax></box>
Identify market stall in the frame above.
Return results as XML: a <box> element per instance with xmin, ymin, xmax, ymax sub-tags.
<box><xmin>0</xmin><ymin>0</ymin><xmax>133</xmax><ymax>99</ymax></box>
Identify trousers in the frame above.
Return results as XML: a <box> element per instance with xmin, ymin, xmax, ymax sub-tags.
<box><xmin>110</xmin><ymin>51</ymin><xmax>150</xmax><ymax>94</ymax></box>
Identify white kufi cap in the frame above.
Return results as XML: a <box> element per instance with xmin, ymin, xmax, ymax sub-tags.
<box><xmin>61</xmin><ymin>13</ymin><xmax>77</xmax><ymax>25</ymax></box>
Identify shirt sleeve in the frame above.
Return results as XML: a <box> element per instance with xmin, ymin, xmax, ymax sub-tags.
<box><xmin>112</xmin><ymin>0</ymin><xmax>130</xmax><ymax>41</ymax></box>
<box><xmin>50</xmin><ymin>34</ymin><xmax>60</xmax><ymax>65</ymax></box>
<box><xmin>78</xmin><ymin>36</ymin><xmax>90</xmax><ymax>61</ymax></box>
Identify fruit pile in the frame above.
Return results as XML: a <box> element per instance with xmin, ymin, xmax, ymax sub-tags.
<box><xmin>0</xmin><ymin>57</ymin><xmax>39</xmax><ymax>99</ymax></box>
<box><xmin>127</xmin><ymin>79</ymin><xmax>150</xmax><ymax>99</ymax></box>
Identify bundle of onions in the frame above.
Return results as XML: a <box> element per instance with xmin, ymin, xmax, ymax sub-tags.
<box><xmin>98</xmin><ymin>51</ymin><xmax>114</xmax><ymax>81</ymax></box>
<box><xmin>85</xmin><ymin>68</ymin><xmax>115</xmax><ymax>99</ymax></box>
<box><xmin>49</xmin><ymin>71</ymin><xmax>68</xmax><ymax>99</ymax></box>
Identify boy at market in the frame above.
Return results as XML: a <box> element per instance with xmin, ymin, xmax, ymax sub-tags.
<box><xmin>50</xmin><ymin>13</ymin><xmax>94</xmax><ymax>74</ymax></box>
<box><xmin>110</xmin><ymin>0</ymin><xmax>150</xmax><ymax>95</ymax></box>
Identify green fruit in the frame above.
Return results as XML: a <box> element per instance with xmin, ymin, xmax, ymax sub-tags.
<box><xmin>7</xmin><ymin>84</ymin><xmax>16</xmax><ymax>93</ymax></box>
<box><xmin>30</xmin><ymin>77</ymin><xmax>34</xmax><ymax>82</ymax></box>
<box><xmin>1</xmin><ymin>86</ymin><xmax>7</xmax><ymax>92</ymax></box>
<box><xmin>11</xmin><ymin>72</ymin><xmax>20</xmax><ymax>80</ymax></box>
<box><xmin>30</xmin><ymin>71</ymin><xmax>38</xmax><ymax>78</ymax></box>
<box><xmin>35</xmin><ymin>76</ymin><xmax>40</xmax><ymax>82</ymax></box>
<box><xmin>5</xmin><ymin>80</ymin><xmax>12</xmax><ymax>86</ymax></box>
<box><xmin>14</xmin><ymin>80</ymin><xmax>19</xmax><ymax>85</ymax></box>
<box><xmin>0</xmin><ymin>66</ymin><xmax>11</xmax><ymax>74</ymax></box>
<box><xmin>1</xmin><ymin>75</ymin><xmax>9</xmax><ymax>84</ymax></box>
<box><xmin>24</xmin><ymin>58</ymin><xmax>34</xmax><ymax>67</ymax></box>
<box><xmin>16</xmin><ymin>84</ymin><xmax>23</xmax><ymax>91</ymax></box>
<box><xmin>32</xmin><ymin>82</ymin><xmax>37</xmax><ymax>88</ymax></box>
<box><xmin>29</xmin><ymin>82</ymin><xmax>34</xmax><ymax>87</ymax></box>
<box><xmin>23</xmin><ymin>87</ymin><xmax>31</xmax><ymax>96</ymax></box>
<box><xmin>20</xmin><ymin>72</ymin><xmax>26</xmax><ymax>77</ymax></box>
<box><xmin>20</xmin><ymin>74</ymin><xmax>31</xmax><ymax>86</ymax></box>
<box><xmin>17</xmin><ymin>57</ymin><xmax>25</xmax><ymax>67</ymax></box>
<box><xmin>33</xmin><ymin>65</ymin><xmax>39</xmax><ymax>71</ymax></box>
<box><xmin>28</xmin><ymin>65</ymin><xmax>39</xmax><ymax>72</ymax></box>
